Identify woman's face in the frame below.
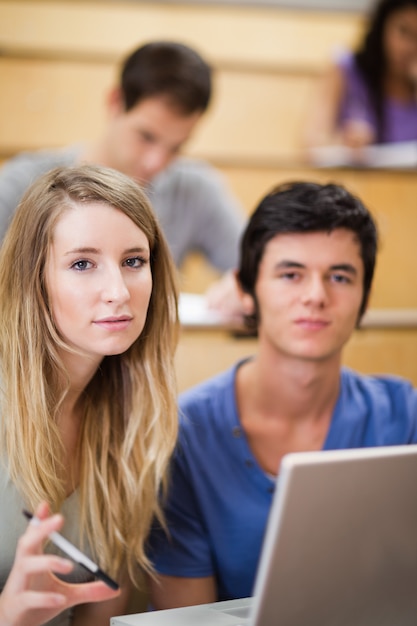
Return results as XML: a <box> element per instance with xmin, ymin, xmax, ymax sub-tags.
<box><xmin>45</xmin><ymin>201</ymin><xmax>153</xmax><ymax>369</ymax></box>
<box><xmin>383</xmin><ymin>5</ymin><xmax>417</xmax><ymax>79</ymax></box>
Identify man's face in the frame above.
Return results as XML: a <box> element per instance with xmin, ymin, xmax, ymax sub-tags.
<box><xmin>249</xmin><ymin>228</ymin><xmax>365</xmax><ymax>363</ymax></box>
<box><xmin>106</xmin><ymin>95</ymin><xmax>202</xmax><ymax>185</ymax></box>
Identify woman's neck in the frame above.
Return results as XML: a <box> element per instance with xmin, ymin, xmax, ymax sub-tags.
<box><xmin>384</xmin><ymin>72</ymin><xmax>415</xmax><ymax>103</ymax></box>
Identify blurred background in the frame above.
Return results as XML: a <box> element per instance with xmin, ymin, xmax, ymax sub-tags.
<box><xmin>1</xmin><ymin>0</ymin><xmax>416</xmax><ymax>389</ymax></box>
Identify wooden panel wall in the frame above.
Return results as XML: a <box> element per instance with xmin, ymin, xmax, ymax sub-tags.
<box><xmin>0</xmin><ymin>1</ymin><xmax>361</xmax><ymax>68</ymax></box>
<box><xmin>0</xmin><ymin>0</ymin><xmax>363</xmax><ymax>158</ymax></box>
<box><xmin>177</xmin><ymin>327</ymin><xmax>417</xmax><ymax>391</ymax></box>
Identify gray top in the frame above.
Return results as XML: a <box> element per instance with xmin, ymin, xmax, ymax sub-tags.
<box><xmin>0</xmin><ymin>462</ymin><xmax>93</xmax><ymax>626</ymax></box>
<box><xmin>0</xmin><ymin>147</ymin><xmax>245</xmax><ymax>271</ymax></box>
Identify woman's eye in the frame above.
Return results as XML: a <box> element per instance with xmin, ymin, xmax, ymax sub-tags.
<box><xmin>70</xmin><ymin>259</ymin><xmax>92</xmax><ymax>271</ymax></box>
<box><xmin>124</xmin><ymin>256</ymin><xmax>147</xmax><ymax>268</ymax></box>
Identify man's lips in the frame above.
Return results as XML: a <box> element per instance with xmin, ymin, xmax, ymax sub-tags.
<box><xmin>294</xmin><ymin>318</ymin><xmax>331</xmax><ymax>330</ymax></box>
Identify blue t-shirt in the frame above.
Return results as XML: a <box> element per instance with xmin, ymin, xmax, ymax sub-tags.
<box><xmin>149</xmin><ymin>363</ymin><xmax>417</xmax><ymax>601</ymax></box>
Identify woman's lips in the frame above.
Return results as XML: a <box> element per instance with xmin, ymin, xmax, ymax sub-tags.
<box><xmin>94</xmin><ymin>316</ymin><xmax>133</xmax><ymax>331</ymax></box>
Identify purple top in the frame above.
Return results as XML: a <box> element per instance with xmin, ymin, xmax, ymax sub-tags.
<box><xmin>336</xmin><ymin>50</ymin><xmax>417</xmax><ymax>143</ymax></box>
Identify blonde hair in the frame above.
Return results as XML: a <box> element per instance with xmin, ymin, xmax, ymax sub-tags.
<box><xmin>0</xmin><ymin>164</ymin><xmax>179</xmax><ymax>584</ymax></box>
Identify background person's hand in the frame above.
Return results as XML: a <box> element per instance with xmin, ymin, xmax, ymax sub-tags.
<box><xmin>341</xmin><ymin>119</ymin><xmax>376</xmax><ymax>150</ymax></box>
<box><xmin>0</xmin><ymin>502</ymin><xmax>120</xmax><ymax>626</ymax></box>
<box><xmin>205</xmin><ymin>271</ymin><xmax>245</xmax><ymax>325</ymax></box>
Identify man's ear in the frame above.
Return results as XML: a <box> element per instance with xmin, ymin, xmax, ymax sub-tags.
<box><xmin>106</xmin><ymin>86</ymin><xmax>125</xmax><ymax>118</ymax></box>
<box><xmin>234</xmin><ymin>270</ymin><xmax>256</xmax><ymax>316</ymax></box>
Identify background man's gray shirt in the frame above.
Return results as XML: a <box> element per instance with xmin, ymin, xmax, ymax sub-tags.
<box><xmin>0</xmin><ymin>146</ymin><xmax>244</xmax><ymax>271</ymax></box>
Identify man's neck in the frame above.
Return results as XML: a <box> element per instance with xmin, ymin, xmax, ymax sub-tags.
<box><xmin>235</xmin><ymin>348</ymin><xmax>342</xmax><ymax>475</ymax></box>
<box><xmin>238</xmin><ymin>347</ymin><xmax>342</xmax><ymax>425</ymax></box>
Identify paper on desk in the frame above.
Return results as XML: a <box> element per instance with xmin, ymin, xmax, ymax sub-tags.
<box><xmin>308</xmin><ymin>141</ymin><xmax>417</xmax><ymax>169</ymax></box>
<box><xmin>179</xmin><ymin>292</ymin><xmax>227</xmax><ymax>326</ymax></box>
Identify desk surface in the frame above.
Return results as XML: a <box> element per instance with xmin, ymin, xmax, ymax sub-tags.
<box><xmin>177</xmin><ymin>300</ymin><xmax>417</xmax><ymax>391</ymax></box>
<box><xmin>179</xmin><ymin>294</ymin><xmax>417</xmax><ymax>331</ymax></box>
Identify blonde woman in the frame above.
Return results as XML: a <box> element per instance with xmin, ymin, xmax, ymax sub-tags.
<box><xmin>0</xmin><ymin>164</ymin><xmax>179</xmax><ymax>626</ymax></box>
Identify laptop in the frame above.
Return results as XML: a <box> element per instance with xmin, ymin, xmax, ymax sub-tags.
<box><xmin>111</xmin><ymin>444</ymin><xmax>417</xmax><ymax>626</ymax></box>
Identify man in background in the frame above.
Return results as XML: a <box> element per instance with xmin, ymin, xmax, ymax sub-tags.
<box><xmin>0</xmin><ymin>41</ymin><xmax>244</xmax><ymax>312</ymax></box>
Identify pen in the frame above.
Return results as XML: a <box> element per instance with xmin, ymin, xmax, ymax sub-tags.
<box><xmin>22</xmin><ymin>509</ymin><xmax>119</xmax><ymax>590</ymax></box>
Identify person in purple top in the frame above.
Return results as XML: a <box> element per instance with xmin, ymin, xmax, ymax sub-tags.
<box><xmin>147</xmin><ymin>181</ymin><xmax>417</xmax><ymax>608</ymax></box>
<box><xmin>304</xmin><ymin>0</ymin><xmax>417</xmax><ymax>150</ymax></box>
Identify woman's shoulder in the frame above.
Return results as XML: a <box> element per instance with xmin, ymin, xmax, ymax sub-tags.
<box><xmin>332</xmin><ymin>47</ymin><xmax>355</xmax><ymax>71</ymax></box>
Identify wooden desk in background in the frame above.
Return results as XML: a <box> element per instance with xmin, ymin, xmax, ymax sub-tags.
<box><xmin>176</xmin><ymin>308</ymin><xmax>417</xmax><ymax>392</ymax></box>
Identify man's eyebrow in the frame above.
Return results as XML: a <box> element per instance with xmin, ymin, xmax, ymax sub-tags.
<box><xmin>273</xmin><ymin>261</ymin><xmax>359</xmax><ymax>275</ymax></box>
<box><xmin>274</xmin><ymin>260</ymin><xmax>306</xmax><ymax>270</ymax></box>
<box><xmin>330</xmin><ymin>263</ymin><xmax>358</xmax><ymax>275</ymax></box>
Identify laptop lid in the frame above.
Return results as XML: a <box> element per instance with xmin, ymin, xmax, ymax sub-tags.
<box><xmin>112</xmin><ymin>444</ymin><xmax>417</xmax><ymax>626</ymax></box>
<box><xmin>250</xmin><ymin>444</ymin><xmax>417</xmax><ymax>626</ymax></box>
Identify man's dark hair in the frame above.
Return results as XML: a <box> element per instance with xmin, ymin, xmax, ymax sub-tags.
<box><xmin>120</xmin><ymin>41</ymin><xmax>212</xmax><ymax>114</ymax></box>
<box><xmin>237</xmin><ymin>181</ymin><xmax>378</xmax><ymax>329</ymax></box>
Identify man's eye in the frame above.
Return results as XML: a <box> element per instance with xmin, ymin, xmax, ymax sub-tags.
<box><xmin>280</xmin><ymin>272</ymin><xmax>299</xmax><ymax>280</ymax></box>
<box><xmin>332</xmin><ymin>274</ymin><xmax>350</xmax><ymax>283</ymax></box>
<box><xmin>139</xmin><ymin>131</ymin><xmax>155</xmax><ymax>144</ymax></box>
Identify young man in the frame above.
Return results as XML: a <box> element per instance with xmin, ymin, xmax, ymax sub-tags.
<box><xmin>148</xmin><ymin>181</ymin><xmax>417</xmax><ymax>607</ymax></box>
<box><xmin>0</xmin><ymin>42</ymin><xmax>244</xmax><ymax>308</ymax></box>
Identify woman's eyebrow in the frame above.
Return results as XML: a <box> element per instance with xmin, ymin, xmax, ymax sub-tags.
<box><xmin>64</xmin><ymin>245</ymin><xmax>149</xmax><ymax>256</ymax></box>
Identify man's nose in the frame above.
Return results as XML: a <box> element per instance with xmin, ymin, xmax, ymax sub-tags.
<box><xmin>142</xmin><ymin>147</ymin><xmax>171</xmax><ymax>177</ymax></box>
<box><xmin>301</xmin><ymin>276</ymin><xmax>328</xmax><ymax>307</ymax></box>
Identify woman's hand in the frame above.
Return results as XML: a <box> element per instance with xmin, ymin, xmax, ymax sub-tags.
<box><xmin>0</xmin><ymin>502</ymin><xmax>120</xmax><ymax>626</ymax></box>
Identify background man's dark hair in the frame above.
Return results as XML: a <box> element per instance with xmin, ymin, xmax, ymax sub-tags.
<box><xmin>237</xmin><ymin>181</ymin><xmax>378</xmax><ymax>329</ymax></box>
<box><xmin>120</xmin><ymin>41</ymin><xmax>212</xmax><ymax>114</ymax></box>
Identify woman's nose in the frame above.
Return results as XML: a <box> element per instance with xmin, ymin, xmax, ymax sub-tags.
<box><xmin>101</xmin><ymin>268</ymin><xmax>130</xmax><ymax>303</ymax></box>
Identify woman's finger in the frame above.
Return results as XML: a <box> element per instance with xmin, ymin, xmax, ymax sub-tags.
<box><xmin>60</xmin><ymin>580</ymin><xmax>121</xmax><ymax>606</ymax></box>
<box><xmin>18</xmin><ymin>513</ymin><xmax>64</xmax><ymax>555</ymax></box>
<box><xmin>15</xmin><ymin>590</ymin><xmax>66</xmax><ymax>611</ymax></box>
<box><xmin>34</xmin><ymin>501</ymin><xmax>52</xmax><ymax>520</ymax></box>
<box><xmin>16</xmin><ymin>554</ymin><xmax>73</xmax><ymax>578</ymax></box>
